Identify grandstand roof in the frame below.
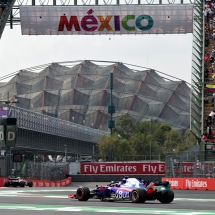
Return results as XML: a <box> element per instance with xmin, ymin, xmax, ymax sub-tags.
<box><xmin>0</xmin><ymin>60</ymin><xmax>190</xmax><ymax>133</ymax></box>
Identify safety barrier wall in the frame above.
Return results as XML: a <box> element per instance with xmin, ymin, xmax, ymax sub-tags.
<box><xmin>162</xmin><ymin>177</ymin><xmax>215</xmax><ymax>190</ymax></box>
<box><xmin>0</xmin><ymin>177</ymin><xmax>72</xmax><ymax>187</ymax></box>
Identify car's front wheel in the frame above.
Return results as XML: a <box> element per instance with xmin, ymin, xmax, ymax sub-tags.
<box><xmin>76</xmin><ymin>187</ymin><xmax>90</xmax><ymax>201</ymax></box>
<box><xmin>158</xmin><ymin>190</ymin><xmax>174</xmax><ymax>204</ymax></box>
<box><xmin>27</xmin><ymin>181</ymin><xmax>33</xmax><ymax>187</ymax></box>
<box><xmin>131</xmin><ymin>188</ymin><xmax>147</xmax><ymax>203</ymax></box>
<box><xmin>4</xmin><ymin>180</ymin><xmax>10</xmax><ymax>187</ymax></box>
<box><xmin>20</xmin><ymin>181</ymin><xmax>25</xmax><ymax>188</ymax></box>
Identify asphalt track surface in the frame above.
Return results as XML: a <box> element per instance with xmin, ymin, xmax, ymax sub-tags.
<box><xmin>0</xmin><ymin>182</ymin><xmax>215</xmax><ymax>215</ymax></box>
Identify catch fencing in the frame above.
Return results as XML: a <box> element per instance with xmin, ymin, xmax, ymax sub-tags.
<box><xmin>0</xmin><ymin>156</ymin><xmax>68</xmax><ymax>181</ymax></box>
<box><xmin>24</xmin><ymin>161</ymin><xmax>68</xmax><ymax>181</ymax></box>
<box><xmin>165</xmin><ymin>150</ymin><xmax>215</xmax><ymax>178</ymax></box>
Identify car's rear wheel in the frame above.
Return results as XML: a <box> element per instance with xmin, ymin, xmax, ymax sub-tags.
<box><xmin>4</xmin><ymin>180</ymin><xmax>10</xmax><ymax>187</ymax></box>
<box><xmin>76</xmin><ymin>187</ymin><xmax>90</xmax><ymax>201</ymax></box>
<box><xmin>158</xmin><ymin>190</ymin><xmax>174</xmax><ymax>204</ymax></box>
<box><xmin>20</xmin><ymin>181</ymin><xmax>25</xmax><ymax>188</ymax></box>
<box><xmin>131</xmin><ymin>188</ymin><xmax>147</xmax><ymax>203</ymax></box>
<box><xmin>27</xmin><ymin>181</ymin><xmax>33</xmax><ymax>187</ymax></box>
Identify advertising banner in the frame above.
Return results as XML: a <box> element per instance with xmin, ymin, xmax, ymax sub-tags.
<box><xmin>162</xmin><ymin>177</ymin><xmax>184</xmax><ymax>189</ymax></box>
<box><xmin>0</xmin><ymin>125</ymin><xmax>5</xmax><ymax>148</ymax></box>
<box><xmin>0</xmin><ymin>107</ymin><xmax>9</xmax><ymax>118</ymax></box>
<box><xmin>6</xmin><ymin>125</ymin><xmax>16</xmax><ymax>147</ymax></box>
<box><xmin>20</xmin><ymin>5</ymin><xmax>193</xmax><ymax>35</ymax></box>
<box><xmin>184</xmin><ymin>178</ymin><xmax>209</xmax><ymax>190</ymax></box>
<box><xmin>81</xmin><ymin>162</ymin><xmax>166</xmax><ymax>175</ymax></box>
<box><xmin>162</xmin><ymin>178</ymin><xmax>215</xmax><ymax>191</ymax></box>
<box><xmin>178</xmin><ymin>162</ymin><xmax>194</xmax><ymax>175</ymax></box>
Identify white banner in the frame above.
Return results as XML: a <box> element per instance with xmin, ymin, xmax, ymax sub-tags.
<box><xmin>20</xmin><ymin>5</ymin><xmax>193</xmax><ymax>35</ymax></box>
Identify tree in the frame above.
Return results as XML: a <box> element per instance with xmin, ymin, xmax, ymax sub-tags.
<box><xmin>177</xmin><ymin>130</ymin><xmax>197</xmax><ymax>151</ymax></box>
<box><xmin>114</xmin><ymin>138</ymin><xmax>135</xmax><ymax>161</ymax></box>
<box><xmin>154</xmin><ymin>124</ymin><xmax>172</xmax><ymax>146</ymax></box>
<box><xmin>113</xmin><ymin>115</ymin><xmax>135</xmax><ymax>139</ymax></box>
<box><xmin>129</xmin><ymin>132</ymin><xmax>163</xmax><ymax>160</ymax></box>
<box><xmin>135</xmin><ymin>120</ymin><xmax>159</xmax><ymax>135</ymax></box>
<box><xmin>97</xmin><ymin>134</ymin><xmax>116</xmax><ymax>161</ymax></box>
<box><xmin>129</xmin><ymin>133</ymin><xmax>147</xmax><ymax>160</ymax></box>
<box><xmin>163</xmin><ymin>130</ymin><xmax>182</xmax><ymax>153</ymax></box>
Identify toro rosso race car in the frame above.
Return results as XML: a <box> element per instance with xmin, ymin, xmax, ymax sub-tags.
<box><xmin>68</xmin><ymin>177</ymin><xmax>174</xmax><ymax>203</ymax></box>
<box><xmin>4</xmin><ymin>177</ymin><xmax>33</xmax><ymax>188</ymax></box>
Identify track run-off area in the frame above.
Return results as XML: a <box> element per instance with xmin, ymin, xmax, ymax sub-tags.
<box><xmin>0</xmin><ymin>182</ymin><xmax>214</xmax><ymax>215</ymax></box>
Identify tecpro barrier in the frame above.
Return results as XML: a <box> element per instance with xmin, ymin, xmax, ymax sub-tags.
<box><xmin>162</xmin><ymin>178</ymin><xmax>215</xmax><ymax>190</ymax></box>
<box><xmin>0</xmin><ymin>177</ymin><xmax>72</xmax><ymax>187</ymax></box>
<box><xmin>32</xmin><ymin>177</ymin><xmax>72</xmax><ymax>187</ymax></box>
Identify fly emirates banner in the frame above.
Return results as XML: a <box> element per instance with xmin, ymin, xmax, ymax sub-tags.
<box><xmin>81</xmin><ymin>162</ymin><xmax>196</xmax><ymax>175</ymax></box>
<box><xmin>20</xmin><ymin>5</ymin><xmax>193</xmax><ymax>35</ymax></box>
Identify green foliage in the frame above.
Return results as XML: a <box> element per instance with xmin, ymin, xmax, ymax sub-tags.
<box><xmin>135</xmin><ymin>120</ymin><xmax>160</xmax><ymax>135</ymax></box>
<box><xmin>154</xmin><ymin>124</ymin><xmax>172</xmax><ymax>146</ymax></box>
<box><xmin>97</xmin><ymin>115</ymin><xmax>194</xmax><ymax>161</ymax></box>
<box><xmin>114</xmin><ymin>138</ymin><xmax>135</xmax><ymax>161</ymax></box>
<box><xmin>177</xmin><ymin>130</ymin><xmax>197</xmax><ymax>152</ymax></box>
<box><xmin>97</xmin><ymin>134</ymin><xmax>113</xmax><ymax>160</ymax></box>
<box><xmin>113</xmin><ymin>115</ymin><xmax>135</xmax><ymax>139</ymax></box>
<box><xmin>163</xmin><ymin>130</ymin><xmax>182</xmax><ymax>153</ymax></box>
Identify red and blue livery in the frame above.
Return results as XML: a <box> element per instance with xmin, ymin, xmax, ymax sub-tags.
<box><xmin>68</xmin><ymin>177</ymin><xmax>174</xmax><ymax>203</ymax></box>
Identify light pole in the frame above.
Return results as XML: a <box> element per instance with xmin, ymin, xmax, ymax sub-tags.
<box><xmin>8</xmin><ymin>147</ymin><xmax>13</xmax><ymax>176</ymax></box>
<box><xmin>150</xmin><ymin>119</ymin><xmax>152</xmax><ymax>161</ymax></box>
<box><xmin>64</xmin><ymin>144</ymin><xmax>67</xmax><ymax>162</ymax></box>
<box><xmin>108</xmin><ymin>72</ymin><xmax>115</xmax><ymax>161</ymax></box>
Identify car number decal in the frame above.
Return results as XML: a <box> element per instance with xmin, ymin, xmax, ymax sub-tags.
<box><xmin>114</xmin><ymin>190</ymin><xmax>129</xmax><ymax>199</ymax></box>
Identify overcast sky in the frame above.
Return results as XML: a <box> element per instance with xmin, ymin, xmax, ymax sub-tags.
<box><xmin>0</xmin><ymin>25</ymin><xmax>193</xmax><ymax>84</ymax></box>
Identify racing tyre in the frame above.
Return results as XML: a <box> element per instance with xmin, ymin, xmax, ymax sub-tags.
<box><xmin>76</xmin><ymin>187</ymin><xmax>90</xmax><ymax>201</ymax></box>
<box><xmin>131</xmin><ymin>188</ymin><xmax>147</xmax><ymax>203</ymax></box>
<box><xmin>158</xmin><ymin>190</ymin><xmax>174</xmax><ymax>204</ymax></box>
<box><xmin>27</xmin><ymin>181</ymin><xmax>33</xmax><ymax>187</ymax></box>
<box><xmin>20</xmin><ymin>181</ymin><xmax>25</xmax><ymax>188</ymax></box>
<box><xmin>4</xmin><ymin>180</ymin><xmax>10</xmax><ymax>187</ymax></box>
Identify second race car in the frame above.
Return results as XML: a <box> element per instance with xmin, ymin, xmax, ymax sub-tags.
<box><xmin>68</xmin><ymin>177</ymin><xmax>174</xmax><ymax>203</ymax></box>
<box><xmin>4</xmin><ymin>177</ymin><xmax>33</xmax><ymax>188</ymax></box>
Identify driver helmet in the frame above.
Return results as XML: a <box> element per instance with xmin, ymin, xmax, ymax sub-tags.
<box><xmin>122</xmin><ymin>176</ymin><xmax>128</xmax><ymax>184</ymax></box>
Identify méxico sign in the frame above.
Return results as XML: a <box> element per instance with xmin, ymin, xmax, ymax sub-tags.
<box><xmin>20</xmin><ymin>5</ymin><xmax>193</xmax><ymax>35</ymax></box>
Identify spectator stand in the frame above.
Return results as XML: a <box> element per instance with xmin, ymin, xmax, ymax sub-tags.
<box><xmin>204</xmin><ymin>0</ymin><xmax>215</xmax><ymax>160</ymax></box>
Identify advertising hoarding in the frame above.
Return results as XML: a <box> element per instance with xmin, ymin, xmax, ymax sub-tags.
<box><xmin>20</xmin><ymin>5</ymin><xmax>193</xmax><ymax>35</ymax></box>
<box><xmin>81</xmin><ymin>162</ymin><xmax>199</xmax><ymax>175</ymax></box>
<box><xmin>81</xmin><ymin>162</ymin><xmax>166</xmax><ymax>175</ymax></box>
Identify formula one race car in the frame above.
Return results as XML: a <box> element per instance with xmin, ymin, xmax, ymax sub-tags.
<box><xmin>68</xmin><ymin>177</ymin><xmax>174</xmax><ymax>203</ymax></box>
<box><xmin>4</xmin><ymin>177</ymin><xmax>33</xmax><ymax>188</ymax></box>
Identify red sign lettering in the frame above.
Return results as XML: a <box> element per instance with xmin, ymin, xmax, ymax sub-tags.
<box><xmin>58</xmin><ymin>16</ymin><xmax>81</xmax><ymax>31</ymax></box>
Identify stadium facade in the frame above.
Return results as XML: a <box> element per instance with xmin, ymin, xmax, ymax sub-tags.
<box><xmin>0</xmin><ymin>60</ymin><xmax>190</xmax><ymax>133</ymax></box>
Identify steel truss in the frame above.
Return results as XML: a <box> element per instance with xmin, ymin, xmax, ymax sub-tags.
<box><xmin>2</xmin><ymin>0</ymin><xmax>196</xmax><ymax>31</ymax></box>
<box><xmin>190</xmin><ymin>0</ymin><xmax>204</xmax><ymax>145</ymax></box>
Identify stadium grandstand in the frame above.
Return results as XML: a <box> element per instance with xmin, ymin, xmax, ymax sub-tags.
<box><xmin>0</xmin><ymin>60</ymin><xmax>190</xmax><ymax>133</ymax></box>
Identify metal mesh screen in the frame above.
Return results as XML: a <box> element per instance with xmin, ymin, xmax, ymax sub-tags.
<box><xmin>0</xmin><ymin>60</ymin><xmax>190</xmax><ymax>133</ymax></box>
